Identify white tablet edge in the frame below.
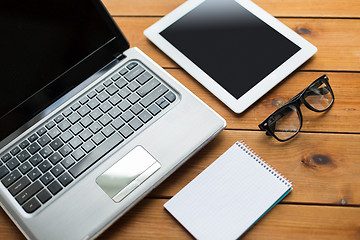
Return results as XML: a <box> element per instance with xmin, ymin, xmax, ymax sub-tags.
<box><xmin>144</xmin><ymin>0</ymin><xmax>317</xmax><ymax>113</ymax></box>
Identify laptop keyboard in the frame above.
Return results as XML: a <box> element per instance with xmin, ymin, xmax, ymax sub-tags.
<box><xmin>0</xmin><ymin>61</ymin><xmax>177</xmax><ymax>214</ymax></box>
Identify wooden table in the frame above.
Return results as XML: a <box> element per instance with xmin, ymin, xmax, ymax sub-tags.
<box><xmin>1</xmin><ymin>0</ymin><xmax>360</xmax><ymax>239</ymax></box>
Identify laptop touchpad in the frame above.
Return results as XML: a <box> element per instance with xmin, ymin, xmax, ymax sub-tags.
<box><xmin>96</xmin><ymin>146</ymin><xmax>161</xmax><ymax>203</ymax></box>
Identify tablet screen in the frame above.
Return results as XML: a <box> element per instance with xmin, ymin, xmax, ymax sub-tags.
<box><xmin>160</xmin><ymin>0</ymin><xmax>301</xmax><ymax>99</ymax></box>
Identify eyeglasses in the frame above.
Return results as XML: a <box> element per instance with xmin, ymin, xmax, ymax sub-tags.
<box><xmin>258</xmin><ymin>75</ymin><xmax>334</xmax><ymax>142</ymax></box>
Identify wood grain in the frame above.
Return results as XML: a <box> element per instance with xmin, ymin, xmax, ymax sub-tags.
<box><xmin>103</xmin><ymin>0</ymin><xmax>360</xmax><ymax>18</ymax></box>
<box><xmin>148</xmin><ymin>130</ymin><xmax>360</xmax><ymax>206</ymax></box>
<box><xmin>114</xmin><ymin>17</ymin><xmax>360</xmax><ymax>72</ymax></box>
<box><xmin>165</xmin><ymin>70</ymin><xmax>360</xmax><ymax>133</ymax></box>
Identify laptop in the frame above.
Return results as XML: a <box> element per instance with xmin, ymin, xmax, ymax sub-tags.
<box><xmin>0</xmin><ymin>1</ymin><xmax>226</xmax><ymax>239</ymax></box>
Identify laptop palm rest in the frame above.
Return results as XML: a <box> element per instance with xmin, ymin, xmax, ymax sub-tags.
<box><xmin>96</xmin><ymin>146</ymin><xmax>161</xmax><ymax>203</ymax></box>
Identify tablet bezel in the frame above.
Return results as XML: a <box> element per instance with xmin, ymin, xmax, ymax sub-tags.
<box><xmin>144</xmin><ymin>0</ymin><xmax>317</xmax><ymax>113</ymax></box>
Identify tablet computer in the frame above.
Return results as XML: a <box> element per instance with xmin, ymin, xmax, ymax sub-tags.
<box><xmin>144</xmin><ymin>0</ymin><xmax>317</xmax><ymax>113</ymax></box>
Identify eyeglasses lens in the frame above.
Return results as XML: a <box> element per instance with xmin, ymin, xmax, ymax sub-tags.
<box><xmin>272</xmin><ymin>105</ymin><xmax>301</xmax><ymax>140</ymax></box>
<box><xmin>305</xmin><ymin>81</ymin><xmax>333</xmax><ymax>111</ymax></box>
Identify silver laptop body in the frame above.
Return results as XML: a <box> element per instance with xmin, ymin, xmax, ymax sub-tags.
<box><xmin>0</xmin><ymin>1</ymin><xmax>225</xmax><ymax>239</ymax></box>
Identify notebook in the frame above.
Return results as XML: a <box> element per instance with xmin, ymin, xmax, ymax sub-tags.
<box><xmin>164</xmin><ymin>141</ymin><xmax>292</xmax><ymax>240</ymax></box>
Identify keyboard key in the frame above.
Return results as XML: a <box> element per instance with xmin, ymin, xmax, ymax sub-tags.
<box><xmin>16</xmin><ymin>150</ymin><xmax>30</xmax><ymax>162</ymax></box>
<box><xmin>89</xmin><ymin>122</ymin><xmax>102</xmax><ymax>134</ymax></box>
<box><xmin>101</xmin><ymin>126</ymin><xmax>115</xmax><ymax>138</ymax></box>
<box><xmin>79</xmin><ymin>96</ymin><xmax>89</xmax><ymax>105</ymax></box>
<box><xmin>99</xmin><ymin>102</ymin><xmax>112</xmax><ymax>113</ymax></box>
<box><xmin>19</xmin><ymin>140</ymin><xmax>30</xmax><ymax>149</ymax></box>
<box><xmin>2</xmin><ymin>170</ymin><xmax>22</xmax><ymax>187</ymax></box>
<box><xmin>37</xmin><ymin>189</ymin><xmax>52</xmax><ymax>204</ymax></box>
<box><xmin>6</xmin><ymin>158</ymin><xmax>20</xmax><ymax>170</ymax></box>
<box><xmin>1</xmin><ymin>153</ymin><xmax>12</xmax><ymax>162</ymax></box>
<box><xmin>69</xmin><ymin>133</ymin><xmax>124</xmax><ymax>178</ymax></box>
<box><xmin>95</xmin><ymin>84</ymin><xmax>105</xmax><ymax>93</ymax></box>
<box><xmin>87</xmin><ymin>98</ymin><xmax>100</xmax><ymax>110</ymax></box>
<box><xmin>138</xmin><ymin>110</ymin><xmax>152</xmax><ymax>123</ymax></box>
<box><xmin>29</xmin><ymin>154</ymin><xmax>43</xmax><ymax>166</ymax></box>
<box><xmin>38</xmin><ymin>160</ymin><xmax>52</xmax><ymax>173</ymax></box>
<box><xmin>119</xmin><ymin>88</ymin><xmax>131</xmax><ymax>99</ymax></box>
<box><xmin>90</xmin><ymin>109</ymin><xmax>103</xmax><ymax>120</ymax></box>
<box><xmin>97</xmin><ymin>92</ymin><xmax>109</xmax><ymax>102</ymax></box>
<box><xmin>137</xmin><ymin>78</ymin><xmax>160</xmax><ymax>97</ymax></box>
<box><xmin>80</xmin><ymin>116</ymin><xmax>93</xmax><ymax>128</ymax></box>
<box><xmin>126</xmin><ymin>62</ymin><xmax>138</xmax><ymax>70</ymax></box>
<box><xmin>71</xmin><ymin>102</ymin><xmax>81</xmax><ymax>111</ymax></box>
<box><xmin>87</xmin><ymin>90</ymin><xmax>97</xmax><ymax>99</ymax></box>
<box><xmin>28</xmin><ymin>133</ymin><xmax>39</xmax><ymax>142</ymax></box>
<box><xmin>10</xmin><ymin>146</ymin><xmax>21</xmax><ymax>156</ymax></box>
<box><xmin>69</xmin><ymin>137</ymin><xmax>82</xmax><ymax>149</ymax></box>
<box><xmin>60</xmin><ymin>131</ymin><xmax>74</xmax><ymax>143</ymax></box>
<box><xmin>40</xmin><ymin>172</ymin><xmax>54</xmax><ymax>186</ymax></box>
<box><xmin>130</xmin><ymin>103</ymin><xmax>144</xmax><ymax>115</ymax></box>
<box><xmin>8</xmin><ymin>176</ymin><xmax>31</xmax><ymax>196</ymax></box>
<box><xmin>39</xmin><ymin>146</ymin><xmax>53</xmax><ymax>159</ymax></box>
<box><xmin>68</xmin><ymin>112</ymin><xmax>81</xmax><ymax>124</ymax></box>
<box><xmin>148</xmin><ymin>104</ymin><xmax>161</xmax><ymax>116</ymax></box>
<box><xmin>62</xmin><ymin>108</ymin><xmax>72</xmax><ymax>117</ymax></box>
<box><xmin>109</xmin><ymin>95</ymin><xmax>122</xmax><ymax>106</ymax></box>
<box><xmin>119</xmin><ymin>125</ymin><xmax>134</xmax><ymax>139</ymax></box>
<box><xmin>27</xmin><ymin>168</ymin><xmax>42</xmax><ymax>181</ymax></box>
<box><xmin>23</xmin><ymin>197</ymin><xmax>41</xmax><ymax>213</ymax></box>
<box><xmin>115</xmin><ymin>78</ymin><xmax>128</xmax><ymax>89</ymax></box>
<box><xmin>127</xmin><ymin>81</ymin><xmax>140</xmax><ymax>91</ymax></box>
<box><xmin>103</xmin><ymin>79</ymin><xmax>112</xmax><ymax>87</ymax></box>
<box><xmin>47</xmin><ymin>180</ymin><xmax>62</xmax><ymax>195</ymax></box>
<box><xmin>38</xmin><ymin>135</ymin><xmax>51</xmax><ymax>147</ymax></box>
<box><xmin>48</xmin><ymin>152</ymin><xmax>62</xmax><ymax>165</ymax></box>
<box><xmin>119</xmin><ymin>68</ymin><xmax>128</xmax><ymax>75</ymax></box>
<box><xmin>121</xmin><ymin>110</ymin><xmax>134</xmax><ymax>122</ymax></box>
<box><xmin>72</xmin><ymin>149</ymin><xmax>85</xmax><ymax>161</ymax></box>
<box><xmin>140</xmin><ymin>85</ymin><xmax>168</xmax><ymax>108</ymax></box>
<box><xmin>111</xmin><ymin>118</ymin><xmax>125</xmax><ymax>130</ymax></box>
<box><xmin>157</xmin><ymin>98</ymin><xmax>169</xmax><ymax>109</ymax></box>
<box><xmin>36</xmin><ymin>127</ymin><xmax>47</xmax><ymax>136</ymax></box>
<box><xmin>79</xmin><ymin>129</ymin><xmax>92</xmax><ymax>142</ymax></box>
<box><xmin>16</xmin><ymin>180</ymin><xmax>43</xmax><ymax>205</ymax></box>
<box><xmin>82</xmin><ymin>141</ymin><xmax>95</xmax><ymax>153</ymax></box>
<box><xmin>59</xmin><ymin>145</ymin><xmax>72</xmax><ymax>157</ymax></box>
<box><xmin>54</xmin><ymin>115</ymin><xmax>64</xmax><ymax>123</ymax></box>
<box><xmin>129</xmin><ymin>118</ymin><xmax>143</xmax><ymax>131</ymax></box>
<box><xmin>118</xmin><ymin>100</ymin><xmax>131</xmax><ymax>111</ymax></box>
<box><xmin>58</xmin><ymin>120</ymin><xmax>71</xmax><ymax>132</ymax></box>
<box><xmin>48</xmin><ymin>127</ymin><xmax>61</xmax><ymax>139</ymax></box>
<box><xmin>127</xmin><ymin>93</ymin><xmax>140</xmax><ymax>104</ymax></box>
<box><xmin>0</xmin><ymin>166</ymin><xmax>10</xmax><ymax>179</ymax></box>
<box><xmin>91</xmin><ymin>133</ymin><xmax>106</xmax><ymax>145</ymax></box>
<box><xmin>164</xmin><ymin>91</ymin><xmax>176</xmax><ymax>102</ymax></box>
<box><xmin>70</xmin><ymin>123</ymin><xmax>84</xmax><ymax>135</ymax></box>
<box><xmin>124</xmin><ymin>65</ymin><xmax>145</xmax><ymax>81</ymax></box>
<box><xmin>50</xmin><ymin>164</ymin><xmax>65</xmax><ymax>177</ymax></box>
<box><xmin>108</xmin><ymin>107</ymin><xmax>122</xmax><ymax>119</ymax></box>
<box><xmin>58</xmin><ymin>172</ymin><xmax>73</xmax><ymax>187</ymax></box>
<box><xmin>61</xmin><ymin>157</ymin><xmax>75</xmax><ymax>169</ymax></box>
<box><xmin>99</xmin><ymin>114</ymin><xmax>112</xmax><ymax>126</ymax></box>
<box><xmin>78</xmin><ymin>105</ymin><xmax>91</xmax><ymax>117</ymax></box>
<box><xmin>45</xmin><ymin>121</ymin><xmax>56</xmax><ymax>130</ymax></box>
<box><xmin>50</xmin><ymin>138</ymin><xmax>64</xmax><ymax>151</ymax></box>
<box><xmin>111</xmin><ymin>73</ymin><xmax>120</xmax><ymax>81</ymax></box>
<box><xmin>106</xmin><ymin>85</ymin><xmax>118</xmax><ymax>96</ymax></box>
<box><xmin>19</xmin><ymin>162</ymin><xmax>32</xmax><ymax>174</ymax></box>
<box><xmin>136</xmin><ymin>72</ymin><xmax>153</xmax><ymax>85</ymax></box>
<box><xmin>27</xmin><ymin>142</ymin><xmax>41</xmax><ymax>154</ymax></box>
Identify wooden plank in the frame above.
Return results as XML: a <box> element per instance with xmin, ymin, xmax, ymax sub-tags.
<box><xmin>2</xmin><ymin>200</ymin><xmax>359</xmax><ymax>240</ymax></box>
<box><xmin>103</xmin><ymin>0</ymin><xmax>360</xmax><ymax>18</ymax></box>
<box><xmin>148</xmin><ymin>130</ymin><xmax>360</xmax><ymax>206</ymax></box>
<box><xmin>165</xmin><ymin>70</ymin><xmax>360</xmax><ymax>133</ymax></box>
<box><xmin>96</xmin><ymin>200</ymin><xmax>360</xmax><ymax>239</ymax></box>
<box><xmin>114</xmin><ymin>17</ymin><xmax>360</xmax><ymax>72</ymax></box>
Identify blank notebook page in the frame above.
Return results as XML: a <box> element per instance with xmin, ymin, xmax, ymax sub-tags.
<box><xmin>164</xmin><ymin>141</ymin><xmax>292</xmax><ymax>240</ymax></box>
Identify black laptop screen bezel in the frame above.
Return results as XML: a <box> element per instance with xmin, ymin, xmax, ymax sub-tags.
<box><xmin>0</xmin><ymin>0</ymin><xmax>129</xmax><ymax>142</ymax></box>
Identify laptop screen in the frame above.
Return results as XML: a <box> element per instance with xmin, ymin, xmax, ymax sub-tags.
<box><xmin>0</xmin><ymin>0</ymin><xmax>129</xmax><ymax>142</ymax></box>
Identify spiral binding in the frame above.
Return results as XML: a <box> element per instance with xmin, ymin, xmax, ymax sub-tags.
<box><xmin>236</xmin><ymin>141</ymin><xmax>292</xmax><ymax>188</ymax></box>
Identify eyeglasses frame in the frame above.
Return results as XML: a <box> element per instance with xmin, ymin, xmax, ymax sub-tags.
<box><xmin>258</xmin><ymin>75</ymin><xmax>335</xmax><ymax>142</ymax></box>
